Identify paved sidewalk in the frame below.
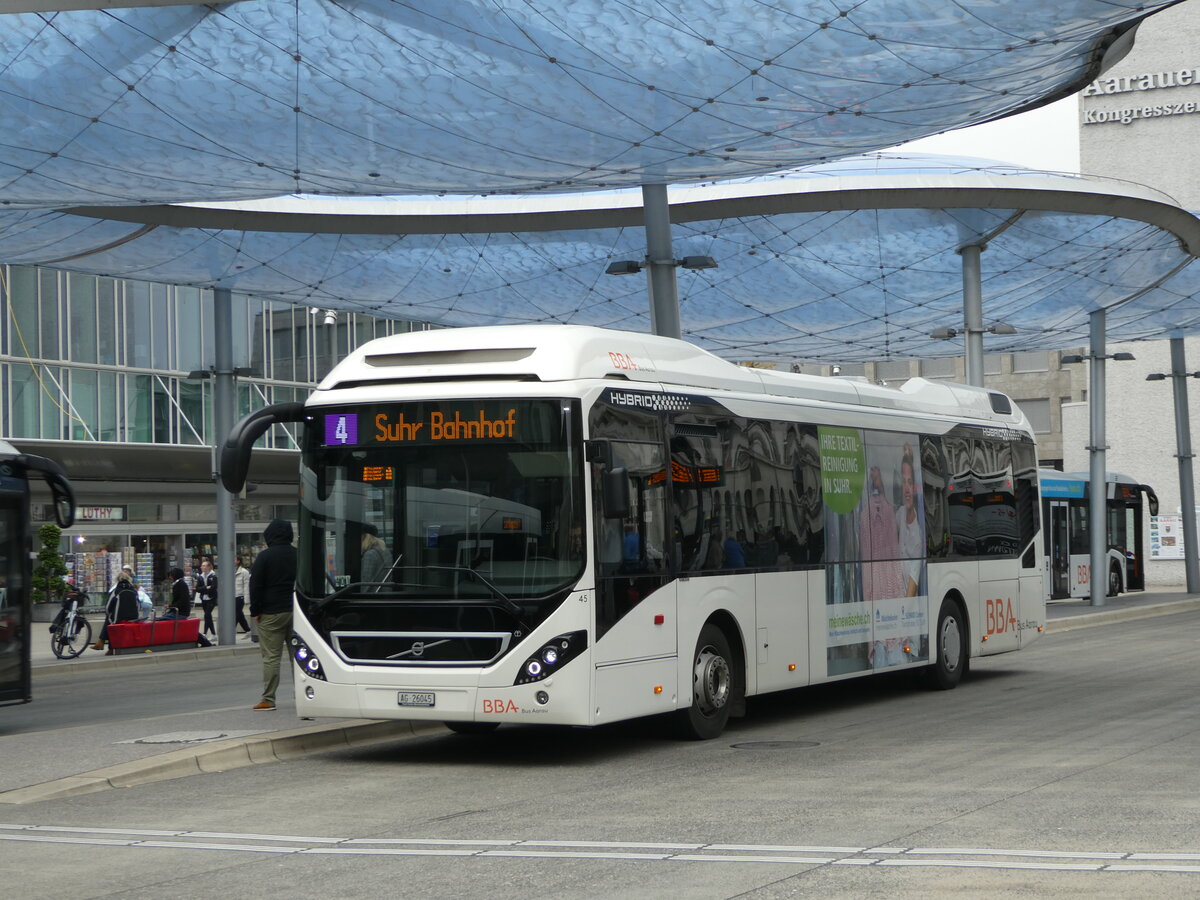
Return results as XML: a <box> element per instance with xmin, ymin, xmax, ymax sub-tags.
<box><xmin>1044</xmin><ymin>585</ymin><xmax>1200</xmax><ymax>631</ymax></box>
<box><xmin>8</xmin><ymin>587</ymin><xmax>1196</xmax><ymax>806</ymax></box>
<box><xmin>32</xmin><ymin>622</ymin><xmax>261</xmax><ymax>673</ymax></box>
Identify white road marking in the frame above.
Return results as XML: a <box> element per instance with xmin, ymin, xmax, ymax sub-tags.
<box><xmin>0</xmin><ymin>824</ymin><xmax>1197</xmax><ymax>875</ymax></box>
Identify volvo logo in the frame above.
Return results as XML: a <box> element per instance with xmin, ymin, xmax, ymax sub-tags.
<box><xmin>387</xmin><ymin>638</ymin><xmax>450</xmax><ymax>660</ymax></box>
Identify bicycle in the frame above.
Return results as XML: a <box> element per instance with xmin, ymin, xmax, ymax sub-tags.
<box><xmin>49</xmin><ymin>591</ymin><xmax>92</xmax><ymax>659</ymax></box>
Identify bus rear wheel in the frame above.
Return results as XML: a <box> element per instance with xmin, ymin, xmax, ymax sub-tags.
<box><xmin>925</xmin><ymin>596</ymin><xmax>966</xmax><ymax>691</ymax></box>
<box><xmin>675</xmin><ymin>624</ymin><xmax>735</xmax><ymax>740</ymax></box>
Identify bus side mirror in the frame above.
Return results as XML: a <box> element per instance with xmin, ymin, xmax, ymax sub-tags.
<box><xmin>12</xmin><ymin>452</ymin><xmax>75</xmax><ymax>528</ymax></box>
<box><xmin>220</xmin><ymin>402</ymin><xmax>307</xmax><ymax>493</ymax></box>
<box><xmin>602</xmin><ymin>468</ymin><xmax>631</xmax><ymax>519</ymax></box>
<box><xmin>1143</xmin><ymin>486</ymin><xmax>1159</xmax><ymax>517</ymax></box>
<box><xmin>53</xmin><ymin>495</ymin><xmax>74</xmax><ymax>529</ymax></box>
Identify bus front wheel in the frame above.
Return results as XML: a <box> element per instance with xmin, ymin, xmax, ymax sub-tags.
<box><xmin>1107</xmin><ymin>565</ymin><xmax>1122</xmax><ymax>598</ymax></box>
<box><xmin>925</xmin><ymin>596</ymin><xmax>967</xmax><ymax>691</ymax></box>
<box><xmin>675</xmin><ymin>624</ymin><xmax>735</xmax><ymax>740</ymax></box>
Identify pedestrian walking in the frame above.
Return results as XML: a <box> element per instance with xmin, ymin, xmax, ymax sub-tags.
<box><xmin>195</xmin><ymin>557</ymin><xmax>218</xmax><ymax>637</ymax></box>
<box><xmin>234</xmin><ymin>555</ymin><xmax>253</xmax><ymax>636</ymax></box>
<box><xmin>249</xmin><ymin>519</ymin><xmax>296</xmax><ymax>710</ymax></box>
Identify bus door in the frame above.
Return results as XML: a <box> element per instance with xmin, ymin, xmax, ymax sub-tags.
<box><xmin>1047</xmin><ymin>500</ymin><xmax>1070</xmax><ymax>599</ymax></box>
<box><xmin>1109</xmin><ymin>501</ymin><xmax>1143</xmax><ymax>591</ymax></box>
<box><xmin>591</xmin><ymin>438</ymin><xmax>677</xmax><ymax>724</ymax></box>
<box><xmin>592</xmin><ymin>439</ymin><xmax>672</xmax><ymax>658</ymax></box>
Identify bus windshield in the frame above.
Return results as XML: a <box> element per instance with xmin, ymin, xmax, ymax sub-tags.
<box><xmin>298</xmin><ymin>399</ymin><xmax>584</xmax><ymax>611</ymax></box>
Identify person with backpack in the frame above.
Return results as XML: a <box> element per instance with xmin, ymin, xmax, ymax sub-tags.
<box><xmin>91</xmin><ymin>570</ymin><xmax>140</xmax><ymax>654</ymax></box>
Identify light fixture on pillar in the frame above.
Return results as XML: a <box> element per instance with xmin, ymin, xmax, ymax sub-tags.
<box><xmin>1145</xmin><ymin>371</ymin><xmax>1200</xmax><ymax>381</ymax></box>
<box><xmin>1060</xmin><ymin>351</ymin><xmax>1134</xmax><ymax>364</ymax></box>
<box><xmin>187</xmin><ymin>366</ymin><xmax>253</xmax><ymax>382</ymax></box>
<box><xmin>605</xmin><ymin>260</ymin><xmax>643</xmax><ymax>276</ymax></box>
<box><xmin>930</xmin><ymin>322</ymin><xmax>1016</xmax><ymax>340</ymax></box>
<box><xmin>605</xmin><ymin>256</ymin><xmax>718</xmax><ymax>277</ymax></box>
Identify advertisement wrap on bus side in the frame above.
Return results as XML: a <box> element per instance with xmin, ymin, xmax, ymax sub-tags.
<box><xmin>820</xmin><ymin>426</ymin><xmax>929</xmax><ymax>676</ymax></box>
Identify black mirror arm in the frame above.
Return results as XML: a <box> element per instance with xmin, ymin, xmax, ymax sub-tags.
<box><xmin>12</xmin><ymin>453</ymin><xmax>76</xmax><ymax>528</ymax></box>
<box><xmin>220</xmin><ymin>402</ymin><xmax>307</xmax><ymax>493</ymax></box>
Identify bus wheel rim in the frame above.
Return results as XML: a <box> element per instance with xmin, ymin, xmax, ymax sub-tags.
<box><xmin>694</xmin><ymin>646</ymin><xmax>730</xmax><ymax>716</ymax></box>
<box><xmin>941</xmin><ymin>615</ymin><xmax>961</xmax><ymax>672</ymax></box>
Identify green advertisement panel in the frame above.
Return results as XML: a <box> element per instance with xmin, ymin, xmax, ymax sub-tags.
<box><xmin>818</xmin><ymin>426</ymin><xmax>865</xmax><ymax>515</ymax></box>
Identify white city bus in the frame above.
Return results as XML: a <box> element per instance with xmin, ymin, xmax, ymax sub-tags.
<box><xmin>222</xmin><ymin>325</ymin><xmax>1045</xmax><ymax>739</ymax></box>
<box><xmin>1039</xmin><ymin>469</ymin><xmax>1158</xmax><ymax>600</ymax></box>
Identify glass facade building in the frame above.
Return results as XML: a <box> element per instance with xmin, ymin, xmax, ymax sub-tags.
<box><xmin>1</xmin><ymin>264</ymin><xmax>424</xmax><ymax>603</ymax></box>
<box><xmin>1</xmin><ymin>265</ymin><xmax>421</xmax><ymax>446</ymax></box>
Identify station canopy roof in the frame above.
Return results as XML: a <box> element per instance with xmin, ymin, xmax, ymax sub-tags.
<box><xmin>0</xmin><ymin>0</ymin><xmax>1177</xmax><ymax>203</ymax></box>
<box><xmin>2</xmin><ymin>0</ymin><xmax>1198</xmax><ymax>363</ymax></box>
<box><xmin>4</xmin><ymin>153</ymin><xmax>1199</xmax><ymax>363</ymax></box>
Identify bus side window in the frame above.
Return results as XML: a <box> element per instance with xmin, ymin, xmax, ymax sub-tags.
<box><xmin>591</xmin><ymin>440</ymin><xmax>668</xmax><ymax>637</ymax></box>
<box><xmin>669</xmin><ymin>420</ymin><xmax>722</xmax><ymax>575</ymax></box>
<box><xmin>1013</xmin><ymin>440</ymin><xmax>1039</xmax><ymax>568</ymax></box>
<box><xmin>920</xmin><ymin>436</ymin><xmax>949</xmax><ymax>558</ymax></box>
<box><xmin>943</xmin><ymin>430</ymin><xmax>976</xmax><ymax>557</ymax></box>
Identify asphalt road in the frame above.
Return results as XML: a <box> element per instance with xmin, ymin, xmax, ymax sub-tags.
<box><xmin>5</xmin><ymin>609</ymin><xmax>1200</xmax><ymax>898</ymax></box>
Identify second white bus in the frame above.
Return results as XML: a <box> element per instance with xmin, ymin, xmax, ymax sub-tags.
<box><xmin>223</xmin><ymin>325</ymin><xmax>1045</xmax><ymax>739</ymax></box>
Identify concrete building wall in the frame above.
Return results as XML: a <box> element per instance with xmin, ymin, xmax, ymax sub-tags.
<box><xmin>1069</xmin><ymin>3</ymin><xmax>1200</xmax><ymax>587</ymax></box>
<box><xmin>1080</xmin><ymin>3</ymin><xmax>1200</xmax><ymax>207</ymax></box>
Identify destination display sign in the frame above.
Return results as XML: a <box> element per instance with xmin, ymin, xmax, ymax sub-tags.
<box><xmin>323</xmin><ymin>406</ymin><xmax>522</xmax><ymax>447</ymax></box>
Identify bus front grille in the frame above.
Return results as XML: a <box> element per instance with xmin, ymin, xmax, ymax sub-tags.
<box><xmin>330</xmin><ymin>630</ymin><xmax>512</xmax><ymax>666</ymax></box>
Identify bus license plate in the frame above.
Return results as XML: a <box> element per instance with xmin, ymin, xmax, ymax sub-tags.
<box><xmin>397</xmin><ymin>691</ymin><xmax>435</xmax><ymax>707</ymax></box>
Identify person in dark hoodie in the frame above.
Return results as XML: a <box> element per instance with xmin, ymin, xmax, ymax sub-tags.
<box><xmin>249</xmin><ymin>519</ymin><xmax>296</xmax><ymax>710</ymax></box>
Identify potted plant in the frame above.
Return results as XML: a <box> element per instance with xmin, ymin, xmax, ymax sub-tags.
<box><xmin>31</xmin><ymin>523</ymin><xmax>70</xmax><ymax>622</ymax></box>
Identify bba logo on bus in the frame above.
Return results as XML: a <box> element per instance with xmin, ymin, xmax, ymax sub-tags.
<box><xmin>986</xmin><ymin>597</ymin><xmax>1017</xmax><ymax>635</ymax></box>
<box><xmin>482</xmin><ymin>699</ymin><xmax>520</xmax><ymax>714</ymax></box>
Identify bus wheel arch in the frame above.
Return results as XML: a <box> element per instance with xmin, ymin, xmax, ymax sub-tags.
<box><xmin>675</xmin><ymin>614</ymin><xmax>745</xmax><ymax>740</ymax></box>
<box><xmin>925</xmin><ymin>592</ymin><xmax>968</xmax><ymax>691</ymax></box>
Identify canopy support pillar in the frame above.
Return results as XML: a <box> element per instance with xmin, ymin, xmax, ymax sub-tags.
<box><xmin>213</xmin><ymin>287</ymin><xmax>237</xmax><ymax>645</ymax></box>
<box><xmin>1169</xmin><ymin>337</ymin><xmax>1200</xmax><ymax>592</ymax></box>
<box><xmin>1088</xmin><ymin>309</ymin><xmax>1107</xmax><ymax>608</ymax></box>
<box><xmin>960</xmin><ymin>243</ymin><xmax>985</xmax><ymax>387</ymax></box>
<box><xmin>642</xmin><ymin>183</ymin><xmax>681</xmax><ymax>339</ymax></box>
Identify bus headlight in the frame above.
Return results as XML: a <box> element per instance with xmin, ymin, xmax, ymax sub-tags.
<box><xmin>514</xmin><ymin>631</ymin><xmax>587</xmax><ymax>685</ymax></box>
<box><xmin>290</xmin><ymin>634</ymin><xmax>327</xmax><ymax>681</ymax></box>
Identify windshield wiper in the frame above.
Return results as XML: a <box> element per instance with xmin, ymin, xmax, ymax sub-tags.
<box><xmin>421</xmin><ymin>565</ymin><xmax>531</xmax><ymax>630</ymax></box>
<box><xmin>305</xmin><ymin>565</ymin><xmax>531</xmax><ymax>631</ymax></box>
<box><xmin>307</xmin><ymin>581</ymin><xmax>395</xmax><ymax>612</ymax></box>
